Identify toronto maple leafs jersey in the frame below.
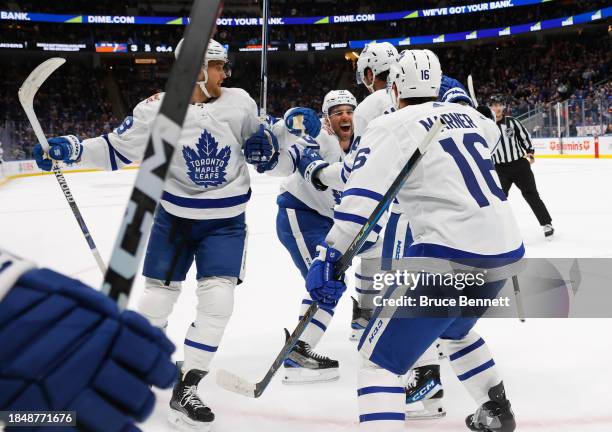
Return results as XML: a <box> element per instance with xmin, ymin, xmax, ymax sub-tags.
<box><xmin>80</xmin><ymin>88</ymin><xmax>260</xmax><ymax>219</ymax></box>
<box><xmin>276</xmin><ymin>129</ymin><xmax>346</xmax><ymax>219</ymax></box>
<box><xmin>325</xmin><ymin>101</ymin><xmax>524</xmax><ymax>260</ymax></box>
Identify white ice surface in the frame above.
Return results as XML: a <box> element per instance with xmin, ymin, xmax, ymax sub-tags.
<box><xmin>1</xmin><ymin>159</ymin><xmax>611</xmax><ymax>431</ymax></box>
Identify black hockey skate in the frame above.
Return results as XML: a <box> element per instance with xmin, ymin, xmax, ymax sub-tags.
<box><xmin>350</xmin><ymin>296</ymin><xmax>372</xmax><ymax>341</ymax></box>
<box><xmin>282</xmin><ymin>329</ymin><xmax>340</xmax><ymax>384</ymax></box>
<box><xmin>168</xmin><ymin>362</ymin><xmax>214</xmax><ymax>431</ymax></box>
<box><xmin>543</xmin><ymin>224</ymin><xmax>554</xmax><ymax>239</ymax></box>
<box><xmin>466</xmin><ymin>381</ymin><xmax>516</xmax><ymax>432</ymax></box>
<box><xmin>405</xmin><ymin>365</ymin><xmax>446</xmax><ymax>420</ymax></box>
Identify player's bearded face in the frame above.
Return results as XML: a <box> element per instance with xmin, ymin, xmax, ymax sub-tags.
<box><xmin>328</xmin><ymin>105</ymin><xmax>354</xmax><ymax>141</ymax></box>
<box><xmin>204</xmin><ymin>60</ymin><xmax>226</xmax><ymax>98</ymax></box>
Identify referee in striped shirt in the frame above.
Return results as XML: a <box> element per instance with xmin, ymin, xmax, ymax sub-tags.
<box><xmin>489</xmin><ymin>94</ymin><xmax>554</xmax><ymax>238</ymax></box>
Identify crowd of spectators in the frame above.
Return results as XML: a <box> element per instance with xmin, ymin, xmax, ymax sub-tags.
<box><xmin>234</xmin><ymin>56</ymin><xmax>344</xmax><ymax>115</ymax></box>
<box><xmin>0</xmin><ymin>59</ymin><xmax>118</xmax><ymax>160</ymax></box>
<box><xmin>565</xmin><ymin>81</ymin><xmax>612</xmax><ymax>135</ymax></box>
<box><xmin>1</xmin><ymin>26</ymin><xmax>609</xmax><ymax>161</ymax></box>
<box><xmin>434</xmin><ymin>33</ymin><xmax>611</xmax><ymax>117</ymax></box>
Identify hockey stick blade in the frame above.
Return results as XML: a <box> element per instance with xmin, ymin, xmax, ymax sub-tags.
<box><xmin>467</xmin><ymin>74</ymin><xmax>478</xmax><ymax>107</ymax></box>
<box><xmin>216</xmin><ymin>117</ymin><xmax>445</xmax><ymax>398</ymax></box>
<box><xmin>216</xmin><ymin>369</ymin><xmax>257</xmax><ymax>398</ymax></box>
<box><xmin>18</xmin><ymin>58</ymin><xmax>66</xmax><ymax>151</ymax></box>
<box><xmin>217</xmin><ymin>302</ymin><xmax>319</xmax><ymax>398</ymax></box>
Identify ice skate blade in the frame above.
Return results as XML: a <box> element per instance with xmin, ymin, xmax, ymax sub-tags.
<box><xmin>282</xmin><ymin>367</ymin><xmax>340</xmax><ymax>384</ymax></box>
<box><xmin>168</xmin><ymin>409</ymin><xmax>212</xmax><ymax>431</ymax></box>
<box><xmin>406</xmin><ymin>408</ymin><xmax>447</xmax><ymax>420</ymax></box>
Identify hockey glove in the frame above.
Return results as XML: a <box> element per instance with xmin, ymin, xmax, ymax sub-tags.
<box><xmin>244</xmin><ymin>125</ymin><xmax>280</xmax><ymax>173</ymax></box>
<box><xmin>33</xmin><ymin>135</ymin><xmax>83</xmax><ymax>171</ymax></box>
<box><xmin>0</xmin><ymin>265</ymin><xmax>176</xmax><ymax>432</ymax></box>
<box><xmin>298</xmin><ymin>147</ymin><xmax>329</xmax><ymax>191</ymax></box>
<box><xmin>284</xmin><ymin>107</ymin><xmax>321</xmax><ymax>138</ymax></box>
<box><xmin>438</xmin><ymin>75</ymin><xmax>474</xmax><ymax>107</ymax></box>
<box><xmin>305</xmin><ymin>244</ymin><xmax>347</xmax><ymax>307</ymax></box>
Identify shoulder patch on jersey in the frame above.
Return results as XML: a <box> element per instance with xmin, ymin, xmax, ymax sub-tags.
<box><xmin>183</xmin><ymin>129</ymin><xmax>231</xmax><ymax>188</ymax></box>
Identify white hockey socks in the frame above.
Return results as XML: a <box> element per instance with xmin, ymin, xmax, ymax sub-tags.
<box><xmin>357</xmin><ymin>359</ymin><xmax>405</xmax><ymax>432</ymax></box>
<box><xmin>298</xmin><ymin>294</ymin><xmax>334</xmax><ymax>347</ymax></box>
<box><xmin>355</xmin><ymin>257</ymin><xmax>381</xmax><ymax>308</ymax></box>
<box><xmin>183</xmin><ymin>276</ymin><xmax>235</xmax><ymax>373</ymax></box>
<box><xmin>443</xmin><ymin>330</ymin><xmax>501</xmax><ymax>404</ymax></box>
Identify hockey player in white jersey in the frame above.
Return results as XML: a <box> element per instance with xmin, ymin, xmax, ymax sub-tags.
<box><xmin>32</xmin><ymin>38</ymin><xmax>267</xmax><ymax>431</ymax></box>
<box><xmin>266</xmin><ymin>90</ymin><xmax>381</xmax><ymax>383</ymax></box>
<box><xmin>303</xmin><ymin>42</ymin><xmax>446</xmax><ymax>417</ymax></box>
<box><xmin>383</xmin><ymin>73</ymin><xmax>493</xmax><ymax>420</ymax></box>
<box><xmin>305</xmin><ymin>50</ymin><xmax>522</xmax><ymax>432</ymax></box>
<box><xmin>308</xmin><ymin>42</ymin><xmax>399</xmax><ymax>340</ymax></box>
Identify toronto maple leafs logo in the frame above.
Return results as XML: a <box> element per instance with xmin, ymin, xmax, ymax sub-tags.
<box><xmin>332</xmin><ymin>189</ymin><xmax>342</xmax><ymax>205</ymax></box>
<box><xmin>183</xmin><ymin>129</ymin><xmax>231</xmax><ymax>187</ymax></box>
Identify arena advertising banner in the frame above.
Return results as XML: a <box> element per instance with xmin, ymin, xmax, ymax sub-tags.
<box><xmin>0</xmin><ymin>0</ymin><xmax>553</xmax><ymax>27</ymax></box>
<box><xmin>1</xmin><ymin>7</ymin><xmax>609</xmax><ymax>53</ymax></box>
<box><xmin>532</xmin><ymin>136</ymin><xmax>612</xmax><ymax>158</ymax></box>
<box><xmin>348</xmin><ymin>7</ymin><xmax>610</xmax><ymax>49</ymax></box>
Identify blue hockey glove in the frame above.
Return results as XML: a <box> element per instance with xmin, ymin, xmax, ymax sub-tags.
<box><xmin>305</xmin><ymin>244</ymin><xmax>347</xmax><ymax>307</ymax></box>
<box><xmin>298</xmin><ymin>147</ymin><xmax>329</xmax><ymax>191</ymax></box>
<box><xmin>33</xmin><ymin>135</ymin><xmax>83</xmax><ymax>172</ymax></box>
<box><xmin>0</xmin><ymin>267</ymin><xmax>176</xmax><ymax>432</ymax></box>
<box><xmin>284</xmin><ymin>107</ymin><xmax>321</xmax><ymax>138</ymax></box>
<box><xmin>244</xmin><ymin>125</ymin><xmax>279</xmax><ymax>173</ymax></box>
<box><xmin>439</xmin><ymin>75</ymin><xmax>474</xmax><ymax>107</ymax></box>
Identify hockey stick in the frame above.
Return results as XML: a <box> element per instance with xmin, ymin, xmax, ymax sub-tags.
<box><xmin>100</xmin><ymin>0</ymin><xmax>223</xmax><ymax>309</ymax></box>
<box><xmin>467</xmin><ymin>74</ymin><xmax>478</xmax><ymax>107</ymax></box>
<box><xmin>216</xmin><ymin>118</ymin><xmax>446</xmax><ymax>398</ymax></box>
<box><xmin>18</xmin><ymin>58</ymin><xmax>107</xmax><ymax>276</ymax></box>
<box><xmin>259</xmin><ymin>0</ymin><xmax>269</xmax><ymax>122</ymax></box>
<box><xmin>512</xmin><ymin>275</ymin><xmax>526</xmax><ymax>322</ymax></box>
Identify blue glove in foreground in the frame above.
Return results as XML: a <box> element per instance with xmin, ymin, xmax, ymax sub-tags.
<box><xmin>0</xmin><ymin>268</ymin><xmax>176</xmax><ymax>432</ymax></box>
<box><xmin>33</xmin><ymin>135</ymin><xmax>83</xmax><ymax>171</ymax></box>
<box><xmin>305</xmin><ymin>244</ymin><xmax>347</xmax><ymax>307</ymax></box>
<box><xmin>284</xmin><ymin>107</ymin><xmax>321</xmax><ymax>138</ymax></box>
<box><xmin>244</xmin><ymin>125</ymin><xmax>279</xmax><ymax>173</ymax></box>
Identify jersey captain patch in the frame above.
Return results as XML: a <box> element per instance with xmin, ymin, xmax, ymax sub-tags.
<box><xmin>183</xmin><ymin>129</ymin><xmax>231</xmax><ymax>187</ymax></box>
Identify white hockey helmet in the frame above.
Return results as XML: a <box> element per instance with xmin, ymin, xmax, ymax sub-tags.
<box><xmin>356</xmin><ymin>42</ymin><xmax>399</xmax><ymax>92</ymax></box>
<box><xmin>388</xmin><ymin>49</ymin><xmax>442</xmax><ymax>109</ymax></box>
<box><xmin>322</xmin><ymin>90</ymin><xmax>357</xmax><ymax>116</ymax></box>
<box><xmin>174</xmin><ymin>38</ymin><xmax>230</xmax><ymax>97</ymax></box>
